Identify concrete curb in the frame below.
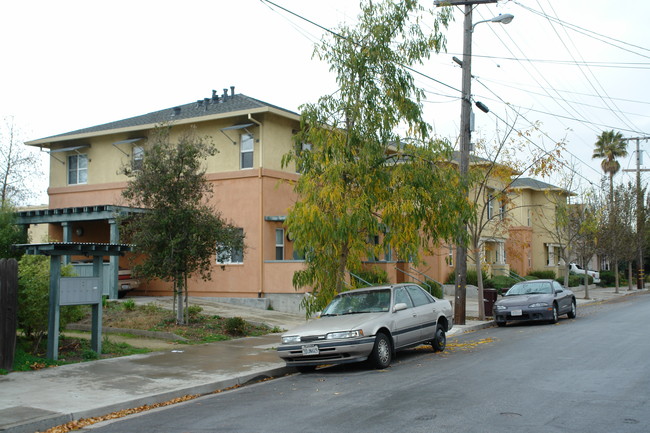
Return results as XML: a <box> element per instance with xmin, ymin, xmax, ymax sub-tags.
<box><xmin>1</xmin><ymin>365</ymin><xmax>295</xmax><ymax>433</ymax></box>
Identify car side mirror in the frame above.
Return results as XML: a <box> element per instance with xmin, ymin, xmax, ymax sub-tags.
<box><xmin>393</xmin><ymin>303</ymin><xmax>408</xmax><ymax>312</ymax></box>
<box><xmin>555</xmin><ymin>289</ymin><xmax>563</xmax><ymax>294</ymax></box>
<box><xmin>313</xmin><ymin>311</ymin><xmax>322</xmax><ymax>319</ymax></box>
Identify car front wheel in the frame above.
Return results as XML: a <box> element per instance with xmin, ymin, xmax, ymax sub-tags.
<box><xmin>369</xmin><ymin>333</ymin><xmax>392</xmax><ymax>369</ymax></box>
<box><xmin>432</xmin><ymin>323</ymin><xmax>446</xmax><ymax>352</ymax></box>
<box><xmin>550</xmin><ymin>304</ymin><xmax>559</xmax><ymax>324</ymax></box>
<box><xmin>567</xmin><ymin>300</ymin><xmax>577</xmax><ymax>319</ymax></box>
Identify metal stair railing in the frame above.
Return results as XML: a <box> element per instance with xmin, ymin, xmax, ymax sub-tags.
<box><xmin>509</xmin><ymin>270</ymin><xmax>526</xmax><ymax>282</ymax></box>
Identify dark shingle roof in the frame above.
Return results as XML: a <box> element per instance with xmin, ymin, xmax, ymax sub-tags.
<box><xmin>510</xmin><ymin>177</ymin><xmax>572</xmax><ymax>194</ymax></box>
<box><xmin>30</xmin><ymin>92</ymin><xmax>299</xmax><ymax>144</ymax></box>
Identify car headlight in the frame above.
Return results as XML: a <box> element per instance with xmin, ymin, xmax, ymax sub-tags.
<box><xmin>494</xmin><ymin>305</ymin><xmax>507</xmax><ymax>310</ymax></box>
<box><xmin>528</xmin><ymin>302</ymin><xmax>549</xmax><ymax>308</ymax></box>
<box><xmin>282</xmin><ymin>335</ymin><xmax>301</xmax><ymax>344</ymax></box>
<box><xmin>326</xmin><ymin>330</ymin><xmax>363</xmax><ymax>340</ymax></box>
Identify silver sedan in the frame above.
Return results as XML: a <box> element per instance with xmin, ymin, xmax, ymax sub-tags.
<box><xmin>277</xmin><ymin>284</ymin><xmax>453</xmax><ymax>372</ymax></box>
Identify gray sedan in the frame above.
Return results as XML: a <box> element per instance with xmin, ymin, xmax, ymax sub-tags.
<box><xmin>493</xmin><ymin>279</ymin><xmax>576</xmax><ymax>327</ymax></box>
<box><xmin>277</xmin><ymin>284</ymin><xmax>453</xmax><ymax>372</ymax></box>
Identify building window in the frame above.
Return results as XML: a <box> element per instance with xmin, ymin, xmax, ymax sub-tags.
<box><xmin>132</xmin><ymin>145</ymin><xmax>144</xmax><ymax>171</ymax></box>
<box><xmin>68</xmin><ymin>154</ymin><xmax>88</xmax><ymax>185</ymax></box>
<box><xmin>447</xmin><ymin>245</ymin><xmax>454</xmax><ymax>266</ymax></box>
<box><xmin>547</xmin><ymin>245</ymin><xmax>556</xmax><ymax>266</ymax></box>
<box><xmin>527</xmin><ymin>209</ymin><xmax>531</xmax><ymax>226</ymax></box>
<box><xmin>217</xmin><ymin>228</ymin><xmax>244</xmax><ymax>264</ymax></box>
<box><xmin>487</xmin><ymin>192</ymin><xmax>494</xmax><ymax>219</ymax></box>
<box><xmin>275</xmin><ymin>228</ymin><xmax>284</xmax><ymax>260</ymax></box>
<box><xmin>499</xmin><ymin>200</ymin><xmax>506</xmax><ymax>220</ymax></box>
<box><xmin>241</xmin><ymin>133</ymin><xmax>254</xmax><ymax>169</ymax></box>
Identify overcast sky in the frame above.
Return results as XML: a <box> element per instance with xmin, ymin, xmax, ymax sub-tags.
<box><xmin>2</xmin><ymin>0</ymin><xmax>649</xmax><ymax>205</ymax></box>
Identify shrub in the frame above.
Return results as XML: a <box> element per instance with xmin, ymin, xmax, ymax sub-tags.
<box><xmin>527</xmin><ymin>270</ymin><xmax>556</xmax><ymax>279</ymax></box>
<box><xmin>488</xmin><ymin>275</ymin><xmax>518</xmax><ymax>290</ymax></box>
<box><xmin>224</xmin><ymin>317</ymin><xmax>247</xmax><ymax>336</ymax></box>
<box><xmin>187</xmin><ymin>305</ymin><xmax>203</xmax><ymax>321</ymax></box>
<box><xmin>557</xmin><ymin>274</ymin><xmax>592</xmax><ymax>287</ymax></box>
<box><xmin>17</xmin><ymin>255</ymin><xmax>84</xmax><ymax>352</ymax></box>
<box><xmin>424</xmin><ymin>281</ymin><xmax>444</xmax><ymax>299</ymax></box>
<box><xmin>352</xmin><ymin>267</ymin><xmax>389</xmax><ymax>288</ymax></box>
<box><xmin>122</xmin><ymin>299</ymin><xmax>136</xmax><ymax>311</ymax></box>
<box><xmin>599</xmin><ymin>271</ymin><xmax>616</xmax><ymax>286</ymax></box>
<box><xmin>446</xmin><ymin>268</ymin><xmax>488</xmax><ymax>286</ymax></box>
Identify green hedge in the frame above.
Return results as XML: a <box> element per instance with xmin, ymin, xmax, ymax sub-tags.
<box><xmin>527</xmin><ymin>270</ymin><xmax>556</xmax><ymax>279</ymax></box>
<box><xmin>484</xmin><ymin>275</ymin><xmax>519</xmax><ymax>290</ymax></box>
<box><xmin>599</xmin><ymin>271</ymin><xmax>616</xmax><ymax>286</ymax></box>
<box><xmin>557</xmin><ymin>274</ymin><xmax>593</xmax><ymax>287</ymax></box>
<box><xmin>445</xmin><ymin>268</ymin><xmax>488</xmax><ymax>286</ymax></box>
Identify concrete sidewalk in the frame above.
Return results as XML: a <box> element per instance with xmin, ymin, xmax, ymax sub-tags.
<box><xmin>0</xmin><ymin>286</ymin><xmax>645</xmax><ymax>433</ymax></box>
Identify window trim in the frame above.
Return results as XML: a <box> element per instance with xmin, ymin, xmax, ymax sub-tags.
<box><xmin>68</xmin><ymin>154</ymin><xmax>88</xmax><ymax>185</ymax></box>
<box><xmin>216</xmin><ymin>228</ymin><xmax>244</xmax><ymax>264</ymax></box>
<box><xmin>275</xmin><ymin>228</ymin><xmax>285</xmax><ymax>261</ymax></box>
<box><xmin>240</xmin><ymin>133</ymin><xmax>254</xmax><ymax>169</ymax></box>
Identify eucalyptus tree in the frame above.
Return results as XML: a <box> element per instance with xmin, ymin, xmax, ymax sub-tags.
<box><xmin>282</xmin><ymin>0</ymin><xmax>471</xmax><ymax>317</ymax></box>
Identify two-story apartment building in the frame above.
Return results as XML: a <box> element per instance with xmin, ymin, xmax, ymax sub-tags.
<box><xmin>506</xmin><ymin>177</ymin><xmax>573</xmax><ymax>278</ymax></box>
<box><xmin>20</xmin><ymin>89</ymin><xmax>572</xmax><ymax>312</ymax></box>
<box><xmin>22</xmin><ymin>88</ymin><xmax>312</xmax><ymax>311</ymax></box>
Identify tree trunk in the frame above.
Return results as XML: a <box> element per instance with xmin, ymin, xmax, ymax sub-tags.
<box><xmin>614</xmin><ymin>261</ymin><xmax>619</xmax><ymax>294</ymax></box>
<box><xmin>628</xmin><ymin>262</ymin><xmax>633</xmax><ymax>291</ymax></box>
<box><xmin>473</xmin><ymin>248</ymin><xmax>485</xmax><ymax>320</ymax></box>
<box><xmin>583</xmin><ymin>269</ymin><xmax>590</xmax><ymax>299</ymax></box>
<box><xmin>176</xmin><ymin>275</ymin><xmax>184</xmax><ymax>325</ymax></box>
<box><xmin>336</xmin><ymin>243</ymin><xmax>349</xmax><ymax>294</ymax></box>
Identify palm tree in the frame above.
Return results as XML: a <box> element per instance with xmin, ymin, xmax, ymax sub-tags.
<box><xmin>592</xmin><ymin>130</ymin><xmax>627</xmax><ymax>201</ymax></box>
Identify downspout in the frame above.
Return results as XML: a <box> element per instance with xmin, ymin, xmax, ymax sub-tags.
<box><xmin>248</xmin><ymin>114</ymin><xmax>264</xmax><ymax>298</ymax></box>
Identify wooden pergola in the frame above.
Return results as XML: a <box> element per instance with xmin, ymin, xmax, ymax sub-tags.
<box><xmin>15</xmin><ymin>242</ymin><xmax>133</xmax><ymax>360</ymax></box>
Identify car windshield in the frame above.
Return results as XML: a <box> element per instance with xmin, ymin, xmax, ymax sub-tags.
<box><xmin>321</xmin><ymin>289</ymin><xmax>391</xmax><ymax>315</ymax></box>
<box><xmin>506</xmin><ymin>282</ymin><xmax>552</xmax><ymax>296</ymax></box>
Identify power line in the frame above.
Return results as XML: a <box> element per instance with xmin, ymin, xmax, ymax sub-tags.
<box><xmin>513</xmin><ymin>1</ymin><xmax>650</xmax><ymax>60</ymax></box>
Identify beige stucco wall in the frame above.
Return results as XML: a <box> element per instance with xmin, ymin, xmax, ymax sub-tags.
<box><xmin>41</xmin><ymin>109</ymin><xmax>306</xmax><ymax>299</ymax></box>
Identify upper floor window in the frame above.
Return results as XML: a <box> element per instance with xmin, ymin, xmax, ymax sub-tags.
<box><xmin>132</xmin><ymin>145</ymin><xmax>144</xmax><ymax>171</ymax></box>
<box><xmin>487</xmin><ymin>192</ymin><xmax>494</xmax><ymax>220</ymax></box>
<box><xmin>241</xmin><ymin>134</ymin><xmax>254</xmax><ymax>169</ymax></box>
<box><xmin>68</xmin><ymin>154</ymin><xmax>88</xmax><ymax>185</ymax></box>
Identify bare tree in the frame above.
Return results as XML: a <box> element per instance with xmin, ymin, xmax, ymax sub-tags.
<box><xmin>0</xmin><ymin>116</ymin><xmax>42</xmax><ymax>205</ymax></box>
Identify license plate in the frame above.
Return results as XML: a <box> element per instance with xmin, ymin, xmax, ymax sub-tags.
<box><xmin>302</xmin><ymin>345</ymin><xmax>319</xmax><ymax>355</ymax></box>
<box><xmin>511</xmin><ymin>309</ymin><xmax>522</xmax><ymax>316</ymax></box>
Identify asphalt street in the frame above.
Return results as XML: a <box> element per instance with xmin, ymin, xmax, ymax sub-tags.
<box><xmin>82</xmin><ymin>293</ymin><xmax>650</xmax><ymax>433</ymax></box>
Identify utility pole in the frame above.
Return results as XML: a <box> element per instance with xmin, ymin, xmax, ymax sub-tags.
<box><xmin>622</xmin><ymin>137</ymin><xmax>650</xmax><ymax>289</ymax></box>
<box><xmin>435</xmin><ymin>0</ymin><xmax>507</xmax><ymax>325</ymax></box>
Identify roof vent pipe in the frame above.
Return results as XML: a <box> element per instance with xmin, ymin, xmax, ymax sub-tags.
<box><xmin>223</xmin><ymin>88</ymin><xmax>229</xmax><ymax>99</ymax></box>
<box><xmin>230</xmin><ymin>86</ymin><xmax>235</xmax><ymax>96</ymax></box>
<box><xmin>172</xmin><ymin>107</ymin><xmax>181</xmax><ymax>117</ymax></box>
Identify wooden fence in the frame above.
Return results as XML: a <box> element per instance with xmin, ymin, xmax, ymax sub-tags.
<box><xmin>0</xmin><ymin>258</ymin><xmax>18</xmax><ymax>371</ymax></box>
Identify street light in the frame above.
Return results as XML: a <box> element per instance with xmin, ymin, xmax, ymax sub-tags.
<box><xmin>454</xmin><ymin>8</ymin><xmax>514</xmax><ymax>326</ymax></box>
<box><xmin>472</xmin><ymin>13</ymin><xmax>514</xmax><ymax>29</ymax></box>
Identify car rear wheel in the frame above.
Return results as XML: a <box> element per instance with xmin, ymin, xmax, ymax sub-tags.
<box><xmin>431</xmin><ymin>323</ymin><xmax>446</xmax><ymax>352</ymax></box>
<box><xmin>369</xmin><ymin>333</ymin><xmax>392</xmax><ymax>369</ymax></box>
<box><xmin>496</xmin><ymin>320</ymin><xmax>506</xmax><ymax>327</ymax></box>
<box><xmin>567</xmin><ymin>300</ymin><xmax>577</xmax><ymax>319</ymax></box>
<box><xmin>550</xmin><ymin>304</ymin><xmax>559</xmax><ymax>324</ymax></box>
